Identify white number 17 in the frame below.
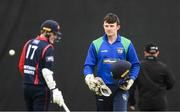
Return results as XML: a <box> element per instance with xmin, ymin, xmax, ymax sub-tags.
<box><xmin>26</xmin><ymin>44</ymin><xmax>38</xmax><ymax>60</ymax></box>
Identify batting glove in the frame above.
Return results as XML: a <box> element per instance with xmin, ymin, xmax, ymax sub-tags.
<box><xmin>52</xmin><ymin>88</ymin><xmax>64</xmax><ymax>107</ymax></box>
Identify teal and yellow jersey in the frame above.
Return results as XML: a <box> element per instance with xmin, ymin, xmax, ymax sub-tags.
<box><xmin>83</xmin><ymin>34</ymin><xmax>140</xmax><ymax>84</ymax></box>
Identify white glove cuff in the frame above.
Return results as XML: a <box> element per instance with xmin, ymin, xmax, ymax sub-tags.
<box><xmin>85</xmin><ymin>74</ymin><xmax>94</xmax><ymax>84</ymax></box>
<box><xmin>128</xmin><ymin>79</ymin><xmax>134</xmax><ymax>87</ymax></box>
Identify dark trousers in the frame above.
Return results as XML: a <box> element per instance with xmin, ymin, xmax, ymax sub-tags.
<box><xmin>23</xmin><ymin>84</ymin><xmax>50</xmax><ymax>111</ymax></box>
<box><xmin>96</xmin><ymin>85</ymin><xmax>129</xmax><ymax>111</ymax></box>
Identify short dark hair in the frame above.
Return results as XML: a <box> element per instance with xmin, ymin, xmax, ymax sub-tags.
<box><xmin>103</xmin><ymin>13</ymin><xmax>120</xmax><ymax>25</ymax></box>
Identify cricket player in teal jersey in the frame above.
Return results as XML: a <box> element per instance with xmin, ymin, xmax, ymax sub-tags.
<box><xmin>83</xmin><ymin>13</ymin><xmax>140</xmax><ymax>111</ymax></box>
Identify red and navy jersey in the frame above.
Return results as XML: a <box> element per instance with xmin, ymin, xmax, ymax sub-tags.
<box><xmin>19</xmin><ymin>35</ymin><xmax>54</xmax><ymax>86</ymax></box>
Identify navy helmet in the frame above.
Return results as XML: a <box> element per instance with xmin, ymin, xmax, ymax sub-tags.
<box><xmin>41</xmin><ymin>20</ymin><xmax>62</xmax><ymax>41</ymax></box>
<box><xmin>111</xmin><ymin>60</ymin><xmax>132</xmax><ymax>79</ymax></box>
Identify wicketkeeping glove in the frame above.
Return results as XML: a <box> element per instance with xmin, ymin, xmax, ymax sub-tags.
<box><xmin>119</xmin><ymin>78</ymin><xmax>134</xmax><ymax>91</ymax></box>
<box><xmin>52</xmin><ymin>88</ymin><xmax>64</xmax><ymax>107</ymax></box>
<box><xmin>93</xmin><ymin>77</ymin><xmax>104</xmax><ymax>96</ymax></box>
<box><xmin>94</xmin><ymin>77</ymin><xmax>112</xmax><ymax>97</ymax></box>
<box><xmin>85</xmin><ymin>74</ymin><xmax>97</xmax><ymax>91</ymax></box>
<box><xmin>85</xmin><ymin>75</ymin><xmax>112</xmax><ymax>96</ymax></box>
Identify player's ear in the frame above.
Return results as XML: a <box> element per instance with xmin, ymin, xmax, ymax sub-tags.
<box><xmin>117</xmin><ymin>24</ymin><xmax>120</xmax><ymax>30</ymax></box>
<box><xmin>144</xmin><ymin>51</ymin><xmax>148</xmax><ymax>56</ymax></box>
<box><xmin>156</xmin><ymin>51</ymin><xmax>160</xmax><ymax>56</ymax></box>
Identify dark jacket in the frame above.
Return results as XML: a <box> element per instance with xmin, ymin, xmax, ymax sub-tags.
<box><xmin>128</xmin><ymin>56</ymin><xmax>175</xmax><ymax>111</ymax></box>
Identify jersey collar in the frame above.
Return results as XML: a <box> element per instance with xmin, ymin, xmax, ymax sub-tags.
<box><xmin>103</xmin><ymin>34</ymin><xmax>121</xmax><ymax>42</ymax></box>
<box><xmin>36</xmin><ymin>35</ymin><xmax>49</xmax><ymax>42</ymax></box>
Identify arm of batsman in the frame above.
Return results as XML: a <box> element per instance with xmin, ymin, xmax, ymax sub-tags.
<box><xmin>42</xmin><ymin>68</ymin><xmax>56</xmax><ymax>90</ymax></box>
<box><xmin>42</xmin><ymin>68</ymin><xmax>64</xmax><ymax>106</ymax></box>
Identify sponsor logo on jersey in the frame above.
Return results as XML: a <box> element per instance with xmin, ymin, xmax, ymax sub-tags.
<box><xmin>24</xmin><ymin>70</ymin><xmax>35</xmax><ymax>75</ymax></box>
<box><xmin>24</xmin><ymin>65</ymin><xmax>35</xmax><ymax>75</ymax></box>
<box><xmin>103</xmin><ymin>58</ymin><xmax>119</xmax><ymax>64</ymax></box>
<box><xmin>46</xmin><ymin>56</ymin><xmax>54</xmax><ymax>62</ymax></box>
<box><xmin>100</xmin><ymin>50</ymin><xmax>108</xmax><ymax>53</ymax></box>
<box><xmin>24</xmin><ymin>65</ymin><xmax>36</xmax><ymax>70</ymax></box>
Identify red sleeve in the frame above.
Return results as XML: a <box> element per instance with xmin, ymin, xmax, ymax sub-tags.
<box><xmin>18</xmin><ymin>40</ymin><xmax>31</xmax><ymax>76</ymax></box>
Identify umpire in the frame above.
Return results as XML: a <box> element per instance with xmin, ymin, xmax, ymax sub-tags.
<box><xmin>128</xmin><ymin>42</ymin><xmax>175</xmax><ymax>111</ymax></box>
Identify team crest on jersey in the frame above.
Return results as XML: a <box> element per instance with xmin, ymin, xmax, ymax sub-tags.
<box><xmin>46</xmin><ymin>56</ymin><xmax>54</xmax><ymax>62</ymax></box>
<box><xmin>117</xmin><ymin>47</ymin><xmax>124</xmax><ymax>54</ymax></box>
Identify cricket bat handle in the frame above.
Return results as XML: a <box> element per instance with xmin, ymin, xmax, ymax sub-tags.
<box><xmin>62</xmin><ymin>102</ymin><xmax>70</xmax><ymax>112</ymax></box>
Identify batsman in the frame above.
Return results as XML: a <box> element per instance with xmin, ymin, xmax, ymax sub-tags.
<box><xmin>19</xmin><ymin>20</ymin><xmax>65</xmax><ymax>111</ymax></box>
<box><xmin>83</xmin><ymin>13</ymin><xmax>140</xmax><ymax>111</ymax></box>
